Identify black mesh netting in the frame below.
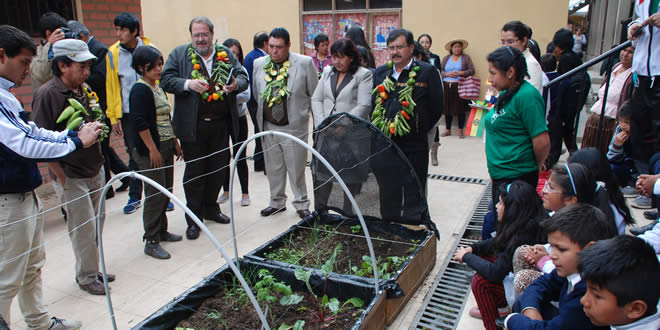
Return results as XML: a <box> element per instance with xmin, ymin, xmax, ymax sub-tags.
<box><xmin>312</xmin><ymin>113</ymin><xmax>437</xmax><ymax>234</ymax></box>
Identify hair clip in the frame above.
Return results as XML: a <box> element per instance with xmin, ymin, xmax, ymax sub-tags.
<box><xmin>564</xmin><ymin>164</ymin><xmax>577</xmax><ymax>195</ymax></box>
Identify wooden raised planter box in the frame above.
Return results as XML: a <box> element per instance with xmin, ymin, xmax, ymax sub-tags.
<box><xmin>245</xmin><ymin>215</ymin><xmax>437</xmax><ymax>326</ymax></box>
<box><xmin>133</xmin><ymin>258</ymin><xmax>387</xmax><ymax>329</ymax></box>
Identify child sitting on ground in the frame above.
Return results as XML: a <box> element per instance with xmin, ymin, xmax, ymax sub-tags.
<box><xmin>452</xmin><ymin>181</ymin><xmax>547</xmax><ymax>330</ymax></box>
<box><xmin>578</xmin><ymin>235</ymin><xmax>660</xmax><ymax>329</ymax></box>
<box><xmin>503</xmin><ymin>203</ymin><xmax>617</xmax><ymax>329</ymax></box>
<box><xmin>606</xmin><ymin>102</ymin><xmax>637</xmax><ymax>195</ymax></box>
<box><xmin>511</xmin><ymin>163</ymin><xmax>598</xmax><ymax>297</ymax></box>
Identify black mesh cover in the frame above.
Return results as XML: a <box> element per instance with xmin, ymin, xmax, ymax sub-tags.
<box><xmin>312</xmin><ymin>113</ymin><xmax>436</xmax><ymax>233</ymax></box>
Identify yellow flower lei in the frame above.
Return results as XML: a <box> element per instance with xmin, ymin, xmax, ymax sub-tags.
<box><xmin>261</xmin><ymin>57</ymin><xmax>291</xmax><ymax>108</ymax></box>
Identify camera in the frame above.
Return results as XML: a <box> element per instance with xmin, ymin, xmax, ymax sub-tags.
<box><xmin>60</xmin><ymin>28</ymin><xmax>80</xmax><ymax>40</ymax></box>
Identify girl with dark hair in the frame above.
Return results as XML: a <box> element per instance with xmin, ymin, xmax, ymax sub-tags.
<box><xmin>216</xmin><ymin>38</ymin><xmax>251</xmax><ymax>207</ymax></box>
<box><xmin>453</xmin><ymin>181</ymin><xmax>546</xmax><ymax>329</ymax></box>
<box><xmin>568</xmin><ymin>148</ymin><xmax>635</xmax><ymax>234</ymax></box>
<box><xmin>345</xmin><ymin>27</ymin><xmax>375</xmax><ymax>68</ymax></box>
<box><xmin>511</xmin><ymin>162</ymin><xmax>599</xmax><ymax>297</ymax></box>
<box><xmin>440</xmin><ymin>39</ymin><xmax>475</xmax><ymax>138</ymax></box>
<box><xmin>129</xmin><ymin>45</ymin><xmax>183</xmax><ymax>259</ymax></box>
<box><xmin>483</xmin><ymin>46</ymin><xmax>549</xmax><ymax>208</ymax></box>
<box><xmin>417</xmin><ymin>34</ymin><xmax>442</xmax><ymax>71</ymax></box>
<box><xmin>312</xmin><ymin>33</ymin><xmax>331</xmax><ymax>74</ymax></box>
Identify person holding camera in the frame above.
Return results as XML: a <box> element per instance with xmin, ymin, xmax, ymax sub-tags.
<box><xmin>30</xmin><ymin>12</ymin><xmax>68</xmax><ymax>94</ymax></box>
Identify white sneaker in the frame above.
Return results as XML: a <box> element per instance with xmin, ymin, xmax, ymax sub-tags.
<box><xmin>217</xmin><ymin>193</ymin><xmax>229</xmax><ymax>204</ymax></box>
<box><xmin>240</xmin><ymin>196</ymin><xmax>251</xmax><ymax>207</ymax></box>
<box><xmin>49</xmin><ymin>317</ymin><xmax>82</xmax><ymax>330</ymax></box>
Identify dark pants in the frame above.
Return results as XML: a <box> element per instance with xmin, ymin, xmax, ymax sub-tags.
<box><xmin>631</xmin><ymin>75</ymin><xmax>660</xmax><ymax>166</ymax></box>
<box><xmin>134</xmin><ymin>139</ymin><xmax>174</xmax><ymax>241</ymax></box>
<box><xmin>247</xmin><ymin>99</ymin><xmax>265</xmax><ymax>171</ymax></box>
<box><xmin>491</xmin><ymin>171</ymin><xmax>539</xmax><ymax>210</ymax></box>
<box><xmin>374</xmin><ymin>147</ymin><xmax>429</xmax><ymax>221</ymax></box>
<box><xmin>445</xmin><ymin>112</ymin><xmax>466</xmax><ymax>130</ymax></box>
<box><xmin>121</xmin><ymin>115</ymin><xmax>142</xmax><ymax>200</ymax></box>
<box><xmin>610</xmin><ymin>160</ymin><xmax>635</xmax><ymax>187</ymax></box>
<box><xmin>181</xmin><ymin>120</ymin><xmax>230</xmax><ymax>228</ymax></box>
<box><xmin>222</xmin><ymin>115</ymin><xmax>249</xmax><ymax>194</ymax></box>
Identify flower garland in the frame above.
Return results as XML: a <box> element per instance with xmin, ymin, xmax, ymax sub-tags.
<box><xmin>371</xmin><ymin>61</ymin><xmax>420</xmax><ymax>137</ymax></box>
<box><xmin>261</xmin><ymin>56</ymin><xmax>291</xmax><ymax>108</ymax></box>
<box><xmin>187</xmin><ymin>42</ymin><xmax>232</xmax><ymax>103</ymax></box>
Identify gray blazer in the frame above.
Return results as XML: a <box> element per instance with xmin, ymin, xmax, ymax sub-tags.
<box><xmin>311</xmin><ymin>66</ymin><xmax>373</xmax><ymax>127</ymax></box>
<box><xmin>160</xmin><ymin>43</ymin><xmax>248</xmax><ymax>143</ymax></box>
<box><xmin>253</xmin><ymin>52</ymin><xmax>318</xmax><ymax>138</ymax></box>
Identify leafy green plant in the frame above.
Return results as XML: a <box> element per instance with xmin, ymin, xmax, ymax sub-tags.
<box><xmin>350</xmin><ymin>225</ymin><xmax>362</xmax><ymax>234</ymax></box>
<box><xmin>409</xmin><ymin>239</ymin><xmax>421</xmax><ymax>253</ymax></box>
<box><xmin>292</xmin><ymin>244</ymin><xmax>364</xmax><ymax>323</ymax></box>
<box><xmin>255</xmin><ymin>269</ymin><xmax>303</xmax><ymax>306</ymax></box>
<box><xmin>350</xmin><ymin>255</ymin><xmax>406</xmax><ymax>280</ymax></box>
<box><xmin>278</xmin><ymin>320</ymin><xmax>305</xmax><ymax>330</ymax></box>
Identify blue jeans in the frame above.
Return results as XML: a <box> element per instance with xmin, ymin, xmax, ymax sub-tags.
<box><xmin>610</xmin><ymin>161</ymin><xmax>635</xmax><ymax>187</ymax></box>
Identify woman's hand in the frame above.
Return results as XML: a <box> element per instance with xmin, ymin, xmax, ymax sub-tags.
<box><xmin>174</xmin><ymin>139</ymin><xmax>183</xmax><ymax>161</ymax></box>
<box><xmin>524</xmin><ymin>244</ymin><xmax>548</xmax><ymax>265</ymax></box>
<box><xmin>149</xmin><ymin>147</ymin><xmax>163</xmax><ymax>168</ymax></box>
<box><xmin>452</xmin><ymin>246</ymin><xmax>472</xmax><ymax>263</ymax></box>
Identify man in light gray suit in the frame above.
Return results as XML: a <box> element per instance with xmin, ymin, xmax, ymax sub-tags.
<box><xmin>253</xmin><ymin>27</ymin><xmax>319</xmax><ymax>219</ymax></box>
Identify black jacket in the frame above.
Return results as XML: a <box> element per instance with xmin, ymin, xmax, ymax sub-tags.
<box><xmin>128</xmin><ymin>83</ymin><xmax>161</xmax><ymax>157</ymax></box>
<box><xmin>86</xmin><ymin>37</ymin><xmax>109</xmax><ymax>110</ymax></box>
<box><xmin>371</xmin><ymin>59</ymin><xmax>443</xmax><ymax>152</ymax></box>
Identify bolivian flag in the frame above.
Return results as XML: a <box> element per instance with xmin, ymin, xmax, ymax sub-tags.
<box><xmin>465</xmin><ymin>104</ymin><xmax>489</xmax><ymax>137</ymax></box>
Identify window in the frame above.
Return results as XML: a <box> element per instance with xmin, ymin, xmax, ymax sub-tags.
<box><xmin>301</xmin><ymin>0</ymin><xmax>401</xmax><ymax>66</ymax></box>
<box><xmin>0</xmin><ymin>0</ymin><xmax>77</xmax><ymax>37</ymax></box>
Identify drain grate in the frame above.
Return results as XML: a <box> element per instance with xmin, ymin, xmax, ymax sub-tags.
<box><xmin>410</xmin><ymin>184</ymin><xmax>491</xmax><ymax>329</ymax></box>
<box><xmin>427</xmin><ymin>173</ymin><xmax>487</xmax><ymax>185</ymax></box>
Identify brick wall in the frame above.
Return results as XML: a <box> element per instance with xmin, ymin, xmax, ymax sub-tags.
<box><xmin>14</xmin><ymin>0</ymin><xmax>143</xmax><ymax>183</ymax></box>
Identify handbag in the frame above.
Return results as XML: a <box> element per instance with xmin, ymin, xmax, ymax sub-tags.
<box><xmin>458</xmin><ymin>76</ymin><xmax>481</xmax><ymax>100</ymax></box>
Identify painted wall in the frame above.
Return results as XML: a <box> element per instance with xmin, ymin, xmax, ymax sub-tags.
<box><xmin>403</xmin><ymin>0</ymin><xmax>568</xmax><ymax>95</ymax></box>
<box><xmin>140</xmin><ymin>0</ymin><xmax>301</xmax><ymax>67</ymax></box>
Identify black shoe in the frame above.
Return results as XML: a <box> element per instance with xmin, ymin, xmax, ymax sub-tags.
<box><xmin>97</xmin><ymin>272</ymin><xmax>116</xmax><ymax>283</ymax></box>
<box><xmin>296</xmin><ymin>209</ymin><xmax>311</xmax><ymax>219</ymax></box>
<box><xmin>116</xmin><ymin>178</ymin><xmax>130</xmax><ymax>192</ymax></box>
<box><xmin>106</xmin><ymin>187</ymin><xmax>115</xmax><ymax>200</ymax></box>
<box><xmin>160</xmin><ymin>231</ymin><xmax>183</xmax><ymax>242</ymax></box>
<box><xmin>644</xmin><ymin>210</ymin><xmax>659</xmax><ymax>220</ymax></box>
<box><xmin>204</xmin><ymin>211</ymin><xmax>230</xmax><ymax>224</ymax></box>
<box><xmin>186</xmin><ymin>226</ymin><xmax>200</xmax><ymax>240</ymax></box>
<box><xmin>261</xmin><ymin>206</ymin><xmax>286</xmax><ymax>216</ymax></box>
<box><xmin>61</xmin><ymin>207</ymin><xmax>67</xmax><ymax>222</ymax></box>
<box><xmin>144</xmin><ymin>241</ymin><xmax>171</xmax><ymax>259</ymax></box>
<box><xmin>630</xmin><ymin>220</ymin><xmax>658</xmax><ymax>236</ymax></box>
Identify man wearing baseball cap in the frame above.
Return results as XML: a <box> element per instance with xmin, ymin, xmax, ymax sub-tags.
<box><xmin>31</xmin><ymin>39</ymin><xmax>116</xmax><ymax>296</ymax></box>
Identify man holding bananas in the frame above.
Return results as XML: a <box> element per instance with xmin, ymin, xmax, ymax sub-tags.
<box><xmin>31</xmin><ymin>39</ymin><xmax>113</xmax><ymax>296</ymax></box>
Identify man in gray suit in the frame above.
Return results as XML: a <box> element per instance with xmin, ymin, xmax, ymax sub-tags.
<box><xmin>161</xmin><ymin>16</ymin><xmax>248</xmax><ymax>240</ymax></box>
<box><xmin>253</xmin><ymin>27</ymin><xmax>319</xmax><ymax>219</ymax></box>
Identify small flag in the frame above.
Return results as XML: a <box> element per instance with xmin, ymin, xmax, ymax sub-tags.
<box><xmin>465</xmin><ymin>106</ymin><xmax>486</xmax><ymax>137</ymax></box>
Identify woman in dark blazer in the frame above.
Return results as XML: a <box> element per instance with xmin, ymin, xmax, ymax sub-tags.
<box><xmin>440</xmin><ymin>39</ymin><xmax>476</xmax><ymax>138</ymax></box>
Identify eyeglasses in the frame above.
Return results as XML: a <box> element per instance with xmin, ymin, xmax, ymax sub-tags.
<box><xmin>387</xmin><ymin>44</ymin><xmax>407</xmax><ymax>51</ymax></box>
<box><xmin>192</xmin><ymin>32</ymin><xmax>211</xmax><ymax>39</ymax></box>
<box><xmin>499</xmin><ymin>39</ymin><xmax>520</xmax><ymax>46</ymax></box>
<box><xmin>542</xmin><ymin>181</ymin><xmax>560</xmax><ymax>194</ymax></box>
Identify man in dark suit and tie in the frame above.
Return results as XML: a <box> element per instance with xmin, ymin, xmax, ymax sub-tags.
<box><xmin>161</xmin><ymin>16</ymin><xmax>248</xmax><ymax>240</ymax></box>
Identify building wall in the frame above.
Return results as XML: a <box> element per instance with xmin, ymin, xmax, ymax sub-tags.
<box><xmin>140</xmin><ymin>0</ymin><xmax>301</xmax><ymax>70</ymax></box>
<box><xmin>586</xmin><ymin>0</ymin><xmax>633</xmax><ymax>58</ymax></box>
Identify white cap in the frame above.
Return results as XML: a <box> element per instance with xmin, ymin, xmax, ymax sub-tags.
<box><xmin>52</xmin><ymin>39</ymin><xmax>97</xmax><ymax>62</ymax></box>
